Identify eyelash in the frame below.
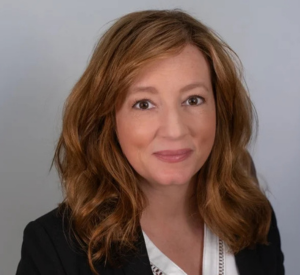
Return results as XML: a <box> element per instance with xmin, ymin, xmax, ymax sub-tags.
<box><xmin>132</xmin><ymin>95</ymin><xmax>205</xmax><ymax>110</ymax></box>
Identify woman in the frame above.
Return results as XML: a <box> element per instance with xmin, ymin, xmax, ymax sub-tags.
<box><xmin>16</xmin><ymin>10</ymin><xmax>284</xmax><ymax>275</ymax></box>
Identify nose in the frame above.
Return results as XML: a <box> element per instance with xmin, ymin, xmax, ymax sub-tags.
<box><xmin>158</xmin><ymin>106</ymin><xmax>188</xmax><ymax>140</ymax></box>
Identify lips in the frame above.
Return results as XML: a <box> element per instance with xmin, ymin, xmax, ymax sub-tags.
<box><xmin>153</xmin><ymin>149</ymin><xmax>192</xmax><ymax>163</ymax></box>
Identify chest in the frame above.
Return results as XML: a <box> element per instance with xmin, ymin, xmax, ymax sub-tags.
<box><xmin>143</xmin><ymin>225</ymin><xmax>240</xmax><ymax>275</ymax></box>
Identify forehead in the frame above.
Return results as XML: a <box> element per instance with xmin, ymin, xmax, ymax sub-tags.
<box><xmin>127</xmin><ymin>44</ymin><xmax>212</xmax><ymax>94</ymax></box>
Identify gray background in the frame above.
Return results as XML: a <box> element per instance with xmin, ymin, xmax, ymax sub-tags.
<box><xmin>1</xmin><ymin>0</ymin><xmax>299</xmax><ymax>274</ymax></box>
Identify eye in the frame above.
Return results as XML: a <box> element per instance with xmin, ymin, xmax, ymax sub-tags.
<box><xmin>183</xmin><ymin>95</ymin><xmax>204</xmax><ymax>106</ymax></box>
<box><xmin>132</xmin><ymin>99</ymin><xmax>155</xmax><ymax>110</ymax></box>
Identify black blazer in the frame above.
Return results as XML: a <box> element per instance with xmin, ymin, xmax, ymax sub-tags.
<box><xmin>16</xmin><ymin>208</ymin><xmax>284</xmax><ymax>275</ymax></box>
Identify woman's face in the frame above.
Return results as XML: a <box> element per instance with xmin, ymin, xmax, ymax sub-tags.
<box><xmin>116</xmin><ymin>44</ymin><xmax>216</xmax><ymax>188</ymax></box>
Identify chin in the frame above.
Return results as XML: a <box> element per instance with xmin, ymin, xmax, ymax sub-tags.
<box><xmin>152</xmin><ymin>172</ymin><xmax>195</xmax><ymax>187</ymax></box>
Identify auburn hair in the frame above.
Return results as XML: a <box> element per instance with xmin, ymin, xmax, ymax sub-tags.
<box><xmin>53</xmin><ymin>9</ymin><xmax>271</xmax><ymax>274</ymax></box>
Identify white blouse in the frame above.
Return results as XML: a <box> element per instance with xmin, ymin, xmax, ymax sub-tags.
<box><xmin>142</xmin><ymin>224</ymin><xmax>239</xmax><ymax>275</ymax></box>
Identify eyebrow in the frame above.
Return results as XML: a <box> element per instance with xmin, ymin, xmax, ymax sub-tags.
<box><xmin>129</xmin><ymin>82</ymin><xmax>210</xmax><ymax>95</ymax></box>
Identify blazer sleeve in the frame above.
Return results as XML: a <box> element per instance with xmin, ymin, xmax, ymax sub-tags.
<box><xmin>16</xmin><ymin>221</ymin><xmax>66</xmax><ymax>275</ymax></box>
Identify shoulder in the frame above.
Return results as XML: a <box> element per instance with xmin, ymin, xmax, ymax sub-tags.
<box><xmin>28</xmin><ymin>207</ymin><xmax>70</xmax><ymax>239</ymax></box>
<box><xmin>235</xmin><ymin>208</ymin><xmax>285</xmax><ymax>275</ymax></box>
<box><xmin>17</xmin><ymin>208</ymin><xmax>151</xmax><ymax>275</ymax></box>
<box><xmin>16</xmin><ymin>208</ymin><xmax>92</xmax><ymax>275</ymax></box>
<box><xmin>257</xmin><ymin>209</ymin><xmax>285</xmax><ymax>274</ymax></box>
<box><xmin>26</xmin><ymin>208</ymin><xmax>64</xmax><ymax>233</ymax></box>
<box><xmin>23</xmin><ymin>207</ymin><xmax>72</xmax><ymax>254</ymax></box>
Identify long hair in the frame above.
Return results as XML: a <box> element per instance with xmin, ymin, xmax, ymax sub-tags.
<box><xmin>53</xmin><ymin>9</ymin><xmax>271</xmax><ymax>274</ymax></box>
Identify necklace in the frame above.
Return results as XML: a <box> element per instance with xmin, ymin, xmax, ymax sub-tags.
<box><xmin>218</xmin><ymin>239</ymin><xmax>225</xmax><ymax>275</ymax></box>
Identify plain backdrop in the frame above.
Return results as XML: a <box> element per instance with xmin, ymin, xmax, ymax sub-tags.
<box><xmin>0</xmin><ymin>0</ymin><xmax>299</xmax><ymax>274</ymax></box>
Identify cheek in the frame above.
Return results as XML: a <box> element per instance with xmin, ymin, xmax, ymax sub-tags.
<box><xmin>194</xmin><ymin>112</ymin><xmax>216</xmax><ymax>147</ymax></box>
<box><xmin>116</xmin><ymin>114</ymin><xmax>154</xmax><ymax>159</ymax></box>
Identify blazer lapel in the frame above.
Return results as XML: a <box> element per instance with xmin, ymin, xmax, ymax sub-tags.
<box><xmin>235</xmin><ymin>247</ymin><xmax>264</xmax><ymax>275</ymax></box>
<box><xmin>122</xmin><ymin>229</ymin><xmax>153</xmax><ymax>275</ymax></box>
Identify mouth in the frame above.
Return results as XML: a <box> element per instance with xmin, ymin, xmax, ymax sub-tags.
<box><xmin>153</xmin><ymin>149</ymin><xmax>192</xmax><ymax>163</ymax></box>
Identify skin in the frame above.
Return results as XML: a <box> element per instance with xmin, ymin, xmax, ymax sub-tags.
<box><xmin>116</xmin><ymin>44</ymin><xmax>216</xmax><ymax>275</ymax></box>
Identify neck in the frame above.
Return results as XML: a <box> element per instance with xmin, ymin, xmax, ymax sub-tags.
<box><xmin>139</xmin><ymin>176</ymin><xmax>201</xmax><ymax>229</ymax></box>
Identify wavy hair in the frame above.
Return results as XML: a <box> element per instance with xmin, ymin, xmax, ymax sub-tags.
<box><xmin>53</xmin><ymin>9</ymin><xmax>271</xmax><ymax>274</ymax></box>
